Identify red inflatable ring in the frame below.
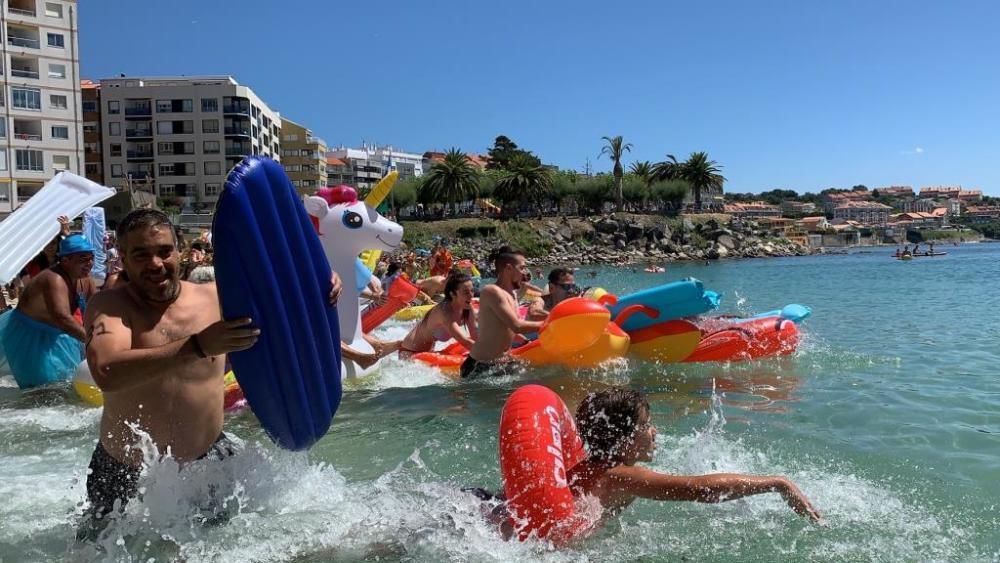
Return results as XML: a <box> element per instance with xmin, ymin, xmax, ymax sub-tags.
<box><xmin>499</xmin><ymin>384</ymin><xmax>588</xmax><ymax>543</ymax></box>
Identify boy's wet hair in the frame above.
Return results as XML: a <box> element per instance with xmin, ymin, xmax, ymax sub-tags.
<box><xmin>548</xmin><ymin>267</ymin><xmax>573</xmax><ymax>285</ymax></box>
<box><xmin>576</xmin><ymin>387</ymin><xmax>650</xmax><ymax>465</ymax></box>
<box><xmin>117</xmin><ymin>209</ymin><xmax>177</xmax><ymax>249</ymax></box>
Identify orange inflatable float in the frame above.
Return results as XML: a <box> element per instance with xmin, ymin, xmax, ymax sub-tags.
<box><xmin>537</xmin><ymin>297</ymin><xmax>610</xmax><ymax>355</ymax></box>
<box><xmin>411</xmin><ymin>341</ymin><xmax>467</xmax><ymax>374</ymax></box>
<box><xmin>361</xmin><ymin>276</ymin><xmax>420</xmax><ymax>333</ymax></box>
<box><xmin>499</xmin><ymin>384</ymin><xmax>589</xmax><ymax>543</ymax></box>
<box><xmin>628</xmin><ymin>319</ymin><xmax>703</xmax><ymax>363</ymax></box>
<box><xmin>683</xmin><ymin>316</ymin><xmax>799</xmax><ymax>363</ymax></box>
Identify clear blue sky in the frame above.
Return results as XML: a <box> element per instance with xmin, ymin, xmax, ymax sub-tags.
<box><xmin>79</xmin><ymin>0</ymin><xmax>1000</xmax><ymax>195</ymax></box>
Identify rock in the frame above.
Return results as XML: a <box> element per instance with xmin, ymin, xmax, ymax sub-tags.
<box><xmin>557</xmin><ymin>225</ymin><xmax>573</xmax><ymax>240</ymax></box>
<box><xmin>716</xmin><ymin>234</ymin><xmax>737</xmax><ymax>250</ymax></box>
<box><xmin>625</xmin><ymin>223</ymin><xmax>644</xmax><ymax>241</ymax></box>
<box><xmin>595</xmin><ymin>218</ymin><xmax>619</xmax><ymax>234</ymax></box>
<box><xmin>703</xmin><ymin>218</ymin><xmax>720</xmax><ymax>231</ymax></box>
<box><xmin>706</xmin><ymin>247</ymin><xmax>720</xmax><ymax>260</ymax></box>
<box><xmin>682</xmin><ymin>217</ymin><xmax>695</xmax><ymax>232</ymax></box>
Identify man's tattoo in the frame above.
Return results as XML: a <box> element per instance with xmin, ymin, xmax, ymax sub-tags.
<box><xmin>86</xmin><ymin>321</ymin><xmax>111</xmax><ymax>347</ymax></box>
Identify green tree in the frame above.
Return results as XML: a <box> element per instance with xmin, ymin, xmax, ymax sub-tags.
<box><xmin>651</xmin><ymin>179</ymin><xmax>690</xmax><ymax>214</ymax></box>
<box><xmin>494</xmin><ymin>153</ymin><xmax>553</xmax><ymax>215</ymax></box>
<box><xmin>600</xmin><ymin>135</ymin><xmax>633</xmax><ymax>212</ymax></box>
<box><xmin>679</xmin><ymin>151</ymin><xmax>726</xmax><ymax>210</ymax></box>
<box><xmin>420</xmin><ymin>148</ymin><xmax>481</xmax><ymax>214</ymax></box>
<box><xmin>650</xmin><ymin>154</ymin><xmax>681</xmax><ymax>183</ymax></box>
<box><xmin>392</xmin><ymin>176</ymin><xmax>421</xmax><ymax>210</ymax></box>
<box><xmin>575</xmin><ymin>175</ymin><xmax>614</xmax><ymax>214</ymax></box>
<box><xmin>629</xmin><ymin>160</ymin><xmax>655</xmax><ymax>210</ymax></box>
<box><xmin>486</xmin><ymin>135</ymin><xmax>541</xmax><ymax>171</ymax></box>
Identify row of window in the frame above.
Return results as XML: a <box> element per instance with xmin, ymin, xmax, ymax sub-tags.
<box><xmin>0</xmin><ymin>148</ymin><xmax>71</xmax><ymax>173</ymax></box>
<box><xmin>106</xmin><ymin>97</ymin><xmax>250</xmax><ymax>115</ymax></box>
<box><xmin>157</xmin><ymin>183</ymin><xmax>221</xmax><ymax>197</ymax></box>
<box><xmin>101</xmin><ymin>140</ymin><xmax>228</xmax><ymax>157</ymax></box>
<box><xmin>7</xmin><ymin>87</ymin><xmax>69</xmax><ymax>110</ymax></box>
<box><xmin>103</xmin><ymin>119</ymin><xmax>275</xmax><ymax>138</ymax></box>
<box><xmin>0</xmin><ymin>118</ymin><xmax>68</xmax><ymax>140</ymax></box>
<box><xmin>109</xmin><ymin>161</ymin><xmax>226</xmax><ymax>178</ymax></box>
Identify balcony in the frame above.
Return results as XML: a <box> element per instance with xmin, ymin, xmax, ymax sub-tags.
<box><xmin>224</xmin><ymin>126</ymin><xmax>250</xmax><ymax>136</ymax></box>
<box><xmin>8</xmin><ymin>36</ymin><xmax>39</xmax><ymax>49</ymax></box>
<box><xmin>127</xmin><ymin>151</ymin><xmax>154</xmax><ymax>160</ymax></box>
<box><xmin>222</xmin><ymin>105</ymin><xmax>250</xmax><ymax>115</ymax></box>
<box><xmin>124</xmin><ymin>107</ymin><xmax>152</xmax><ymax>117</ymax></box>
<box><xmin>10</xmin><ymin>67</ymin><xmax>38</xmax><ymax>79</ymax></box>
<box><xmin>225</xmin><ymin>147</ymin><xmax>250</xmax><ymax>157</ymax></box>
<box><xmin>125</xmin><ymin>129</ymin><xmax>153</xmax><ymax>139</ymax></box>
<box><xmin>8</xmin><ymin>6</ymin><xmax>36</xmax><ymax>18</ymax></box>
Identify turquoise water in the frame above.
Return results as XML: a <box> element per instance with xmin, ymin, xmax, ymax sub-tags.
<box><xmin>2</xmin><ymin>244</ymin><xmax>999</xmax><ymax>561</ymax></box>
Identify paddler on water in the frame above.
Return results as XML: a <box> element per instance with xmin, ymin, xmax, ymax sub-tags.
<box><xmin>78</xmin><ymin>209</ymin><xmax>343</xmax><ymax>539</ymax></box>
<box><xmin>0</xmin><ymin>229</ymin><xmax>97</xmax><ymax>389</ymax></box>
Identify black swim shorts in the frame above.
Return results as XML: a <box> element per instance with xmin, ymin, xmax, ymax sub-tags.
<box><xmin>79</xmin><ymin>432</ymin><xmax>240</xmax><ymax>537</ymax></box>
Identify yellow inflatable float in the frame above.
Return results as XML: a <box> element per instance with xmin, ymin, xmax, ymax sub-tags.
<box><xmin>72</xmin><ymin>363</ymin><xmax>244</xmax><ymax>411</ymax></box>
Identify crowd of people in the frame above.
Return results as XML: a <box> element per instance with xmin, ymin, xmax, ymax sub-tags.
<box><xmin>0</xmin><ymin>208</ymin><xmax>820</xmax><ymax>548</ymax></box>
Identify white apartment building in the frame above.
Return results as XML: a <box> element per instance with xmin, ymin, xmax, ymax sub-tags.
<box><xmin>0</xmin><ymin>0</ymin><xmax>83</xmax><ymax>217</ymax></box>
<box><xmin>327</xmin><ymin>144</ymin><xmax>423</xmax><ymax>190</ymax></box>
<box><xmin>99</xmin><ymin>75</ymin><xmax>280</xmax><ymax>207</ymax></box>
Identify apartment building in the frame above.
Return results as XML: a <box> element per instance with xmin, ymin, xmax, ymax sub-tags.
<box><xmin>99</xmin><ymin>75</ymin><xmax>280</xmax><ymax>208</ymax></box>
<box><xmin>80</xmin><ymin>78</ymin><xmax>100</xmax><ymax>183</ymax></box>
<box><xmin>833</xmin><ymin>201</ymin><xmax>892</xmax><ymax>226</ymax></box>
<box><xmin>327</xmin><ymin>144</ymin><xmax>423</xmax><ymax>190</ymax></box>
<box><xmin>0</xmin><ymin>0</ymin><xmax>84</xmax><ymax>217</ymax></box>
<box><xmin>280</xmin><ymin>117</ymin><xmax>326</xmax><ymax>194</ymax></box>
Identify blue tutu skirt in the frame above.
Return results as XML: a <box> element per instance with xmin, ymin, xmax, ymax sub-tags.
<box><xmin>0</xmin><ymin>309</ymin><xmax>83</xmax><ymax>389</ymax></box>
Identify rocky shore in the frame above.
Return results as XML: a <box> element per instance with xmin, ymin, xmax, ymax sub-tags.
<box><xmin>398</xmin><ymin>213</ymin><xmax>814</xmax><ymax>267</ymax></box>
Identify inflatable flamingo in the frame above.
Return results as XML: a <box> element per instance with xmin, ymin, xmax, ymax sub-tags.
<box><xmin>305</xmin><ymin>185</ymin><xmax>403</xmax><ymax>378</ymax></box>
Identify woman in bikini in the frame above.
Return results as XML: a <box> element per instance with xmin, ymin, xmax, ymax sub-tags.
<box><xmin>398</xmin><ymin>272</ymin><xmax>477</xmax><ymax>358</ymax></box>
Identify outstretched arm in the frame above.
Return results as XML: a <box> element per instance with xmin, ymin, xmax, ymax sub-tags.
<box><xmin>610</xmin><ymin>466</ymin><xmax>822</xmax><ymax>522</ymax></box>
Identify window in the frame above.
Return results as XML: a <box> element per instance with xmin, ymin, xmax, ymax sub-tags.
<box><xmin>82</xmin><ymin>100</ymin><xmax>97</xmax><ymax>112</ymax></box>
<box><xmin>84</xmin><ymin>142</ymin><xmax>99</xmax><ymax>154</ymax></box>
<box><xmin>16</xmin><ymin>149</ymin><xmax>44</xmax><ymax>172</ymax></box>
<box><xmin>203</xmin><ymin>140</ymin><xmax>220</xmax><ymax>154</ymax></box>
<box><xmin>47</xmin><ymin>33</ymin><xmax>65</xmax><ymax>48</ymax></box>
<box><xmin>51</xmin><ymin>125</ymin><xmax>69</xmax><ymax>139</ymax></box>
<box><xmin>156</xmin><ymin>99</ymin><xmax>171</xmax><ymax>113</ymax></box>
<box><xmin>12</xmin><ymin>88</ymin><xmax>41</xmax><ymax>110</ymax></box>
<box><xmin>0</xmin><ymin>150</ymin><xmax>8</xmax><ymax>172</ymax></box>
<box><xmin>108</xmin><ymin>101</ymin><xmax>120</xmax><ymax>114</ymax></box>
<box><xmin>50</xmin><ymin>94</ymin><xmax>68</xmax><ymax>109</ymax></box>
<box><xmin>0</xmin><ymin>119</ymin><xmax>6</xmax><ymax>139</ymax></box>
<box><xmin>48</xmin><ymin>64</ymin><xmax>66</xmax><ymax>79</ymax></box>
<box><xmin>159</xmin><ymin>184</ymin><xmax>174</xmax><ymax>196</ymax></box>
<box><xmin>111</xmin><ymin>164</ymin><xmax>122</xmax><ymax>177</ymax></box>
<box><xmin>283</xmin><ymin>134</ymin><xmax>299</xmax><ymax>142</ymax></box>
<box><xmin>109</xmin><ymin>122</ymin><xmax>121</xmax><ymax>136</ymax></box>
<box><xmin>156</xmin><ymin>121</ymin><xmax>171</xmax><ymax>135</ymax></box>
<box><xmin>157</xmin><ymin>142</ymin><xmax>173</xmax><ymax>155</ymax></box>
<box><xmin>204</xmin><ymin>183</ymin><xmax>220</xmax><ymax>196</ymax></box>
<box><xmin>83</xmin><ymin>123</ymin><xmax>98</xmax><ymax>134</ymax></box>
<box><xmin>85</xmin><ymin>163</ymin><xmax>98</xmax><ymax>176</ymax></box>
<box><xmin>45</xmin><ymin>2</ymin><xmax>64</xmax><ymax>18</ymax></box>
<box><xmin>202</xmin><ymin>119</ymin><xmax>219</xmax><ymax>133</ymax></box>
<box><xmin>201</xmin><ymin>98</ymin><xmax>218</xmax><ymax>112</ymax></box>
<box><xmin>158</xmin><ymin>163</ymin><xmax>174</xmax><ymax>176</ymax></box>
<box><xmin>204</xmin><ymin>161</ymin><xmax>221</xmax><ymax>175</ymax></box>
<box><xmin>110</xmin><ymin>143</ymin><xmax>122</xmax><ymax>157</ymax></box>
<box><xmin>52</xmin><ymin>155</ymin><xmax>70</xmax><ymax>170</ymax></box>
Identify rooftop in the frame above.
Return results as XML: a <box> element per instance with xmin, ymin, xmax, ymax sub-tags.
<box><xmin>835</xmin><ymin>201</ymin><xmax>893</xmax><ymax>210</ymax></box>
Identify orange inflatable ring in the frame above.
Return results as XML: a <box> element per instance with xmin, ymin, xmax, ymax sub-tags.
<box><xmin>411</xmin><ymin>341</ymin><xmax>467</xmax><ymax>374</ymax></box>
<box><xmin>499</xmin><ymin>384</ymin><xmax>589</xmax><ymax>543</ymax></box>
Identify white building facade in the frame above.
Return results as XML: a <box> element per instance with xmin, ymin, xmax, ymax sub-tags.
<box><xmin>98</xmin><ymin>75</ymin><xmax>280</xmax><ymax>207</ymax></box>
<box><xmin>0</xmin><ymin>0</ymin><xmax>84</xmax><ymax>217</ymax></box>
<box><xmin>327</xmin><ymin>144</ymin><xmax>422</xmax><ymax>190</ymax></box>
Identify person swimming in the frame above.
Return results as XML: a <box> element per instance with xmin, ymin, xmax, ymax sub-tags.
<box><xmin>468</xmin><ymin>386</ymin><xmax>822</xmax><ymax>541</ymax></box>
<box><xmin>398</xmin><ymin>272</ymin><xmax>478</xmax><ymax>358</ymax></box>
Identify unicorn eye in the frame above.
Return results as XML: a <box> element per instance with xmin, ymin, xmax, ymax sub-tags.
<box><xmin>342</xmin><ymin>210</ymin><xmax>364</xmax><ymax>230</ymax></box>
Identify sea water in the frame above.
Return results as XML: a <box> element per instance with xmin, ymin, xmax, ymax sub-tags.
<box><xmin>1</xmin><ymin>244</ymin><xmax>999</xmax><ymax>561</ymax></box>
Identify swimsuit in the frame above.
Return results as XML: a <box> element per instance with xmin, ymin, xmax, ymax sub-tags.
<box><xmin>79</xmin><ymin>432</ymin><xmax>241</xmax><ymax>538</ymax></box>
<box><xmin>460</xmin><ymin>356</ymin><xmax>520</xmax><ymax>379</ymax></box>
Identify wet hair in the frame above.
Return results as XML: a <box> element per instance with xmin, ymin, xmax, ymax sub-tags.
<box><xmin>443</xmin><ymin>272</ymin><xmax>472</xmax><ymax>302</ymax></box>
<box><xmin>548</xmin><ymin>267</ymin><xmax>573</xmax><ymax>285</ymax></box>
<box><xmin>575</xmin><ymin>387</ymin><xmax>650</xmax><ymax>466</ymax></box>
<box><xmin>116</xmin><ymin>209</ymin><xmax>176</xmax><ymax>249</ymax></box>
<box><xmin>490</xmin><ymin>245</ymin><xmax>524</xmax><ymax>272</ymax></box>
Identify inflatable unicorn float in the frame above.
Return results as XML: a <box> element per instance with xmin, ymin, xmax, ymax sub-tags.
<box><xmin>305</xmin><ymin>185</ymin><xmax>403</xmax><ymax>378</ymax></box>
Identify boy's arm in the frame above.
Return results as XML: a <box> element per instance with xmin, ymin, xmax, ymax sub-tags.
<box><xmin>609</xmin><ymin>467</ymin><xmax>822</xmax><ymax>522</ymax></box>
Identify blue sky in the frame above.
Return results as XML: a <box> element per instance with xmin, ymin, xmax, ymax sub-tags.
<box><xmin>79</xmin><ymin>0</ymin><xmax>1000</xmax><ymax>195</ymax></box>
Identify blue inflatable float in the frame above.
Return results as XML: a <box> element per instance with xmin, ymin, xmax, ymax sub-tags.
<box><xmin>607</xmin><ymin>278</ymin><xmax>721</xmax><ymax>333</ymax></box>
<box><xmin>212</xmin><ymin>157</ymin><xmax>342</xmax><ymax>450</ymax></box>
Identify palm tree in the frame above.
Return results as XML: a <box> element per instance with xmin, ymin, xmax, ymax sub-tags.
<box><xmin>494</xmin><ymin>153</ymin><xmax>553</xmax><ymax>216</ymax></box>
<box><xmin>629</xmin><ymin>160</ymin><xmax>654</xmax><ymax>210</ymax></box>
<box><xmin>650</xmin><ymin>154</ymin><xmax>681</xmax><ymax>183</ymax></box>
<box><xmin>600</xmin><ymin>136</ymin><xmax>632</xmax><ymax>212</ymax></box>
<box><xmin>679</xmin><ymin>151</ymin><xmax>725</xmax><ymax>210</ymax></box>
<box><xmin>421</xmin><ymin>148</ymin><xmax>481</xmax><ymax>215</ymax></box>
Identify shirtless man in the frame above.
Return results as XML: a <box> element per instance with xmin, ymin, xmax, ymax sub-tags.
<box><xmin>81</xmin><ymin>209</ymin><xmax>342</xmax><ymax>528</ymax></box>
<box><xmin>527</xmin><ymin>267</ymin><xmax>579</xmax><ymax>321</ymax></box>
<box><xmin>461</xmin><ymin>247</ymin><xmax>543</xmax><ymax>378</ymax></box>
<box><xmin>0</xmin><ymin>233</ymin><xmax>97</xmax><ymax>388</ymax></box>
